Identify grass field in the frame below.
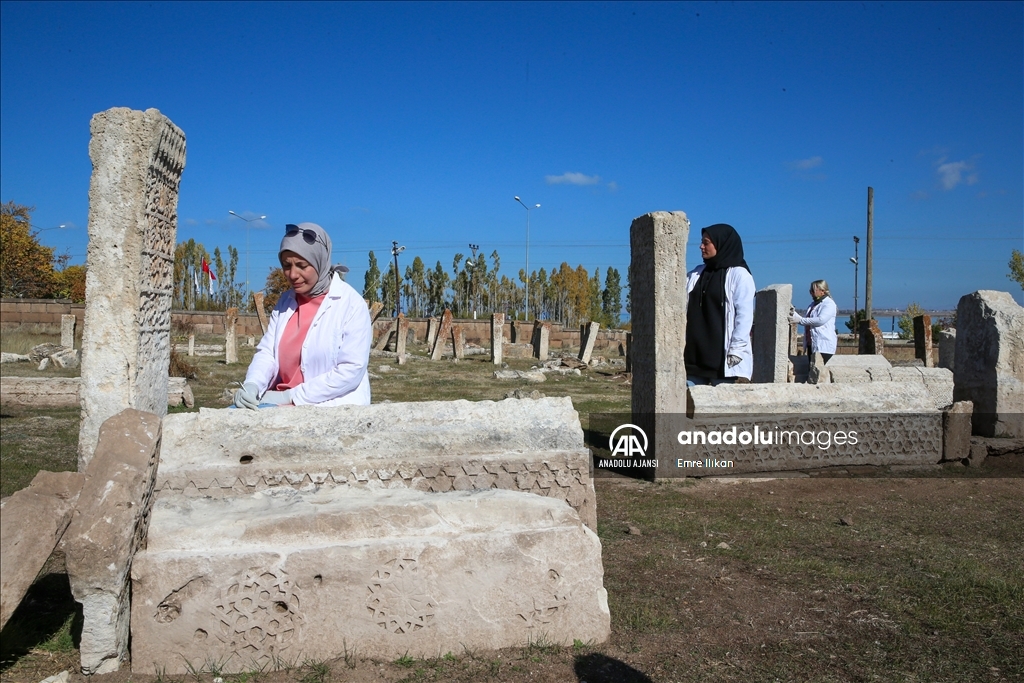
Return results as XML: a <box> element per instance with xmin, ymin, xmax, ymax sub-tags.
<box><xmin>1</xmin><ymin>330</ymin><xmax>1021</xmax><ymax>683</ymax></box>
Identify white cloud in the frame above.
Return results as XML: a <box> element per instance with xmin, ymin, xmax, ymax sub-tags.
<box><xmin>787</xmin><ymin>156</ymin><xmax>823</xmax><ymax>170</ymax></box>
<box><xmin>545</xmin><ymin>172</ymin><xmax>601</xmax><ymax>186</ymax></box>
<box><xmin>185</xmin><ymin>218</ymin><xmax>198</xmax><ymax>226</ymax></box>
<box><xmin>934</xmin><ymin>155</ymin><xmax>980</xmax><ymax>190</ymax></box>
<box><xmin>607</xmin><ymin>181</ymin><xmax>619</xmax><ymax>192</ymax></box>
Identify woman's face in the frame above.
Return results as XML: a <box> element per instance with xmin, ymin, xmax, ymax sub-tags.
<box><xmin>280</xmin><ymin>251</ymin><xmax>318</xmax><ymax>297</ymax></box>
<box><xmin>700</xmin><ymin>233</ymin><xmax>718</xmax><ymax>259</ymax></box>
<box><xmin>811</xmin><ymin>284</ymin><xmax>824</xmax><ymax>299</ymax></box>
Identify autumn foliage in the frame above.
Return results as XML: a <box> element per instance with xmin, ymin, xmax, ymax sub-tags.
<box><xmin>0</xmin><ymin>201</ymin><xmax>85</xmax><ymax>301</ymax></box>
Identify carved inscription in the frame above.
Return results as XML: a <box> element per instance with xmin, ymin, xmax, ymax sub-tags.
<box><xmin>366</xmin><ymin>558</ymin><xmax>436</xmax><ymax>634</ymax></box>
<box><xmin>517</xmin><ymin>567</ymin><xmax>570</xmax><ymax>629</ymax></box>
<box><xmin>213</xmin><ymin>569</ymin><xmax>302</xmax><ymax>664</ymax></box>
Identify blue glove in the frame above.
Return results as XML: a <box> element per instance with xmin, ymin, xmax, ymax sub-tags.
<box><xmin>261</xmin><ymin>389</ymin><xmax>293</xmax><ymax>406</ymax></box>
<box><xmin>233</xmin><ymin>382</ymin><xmax>260</xmax><ymax>410</ymax></box>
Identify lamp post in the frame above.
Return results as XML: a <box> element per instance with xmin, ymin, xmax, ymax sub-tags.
<box><xmin>513</xmin><ymin>196</ymin><xmax>540</xmax><ymax>320</ymax></box>
<box><xmin>228</xmin><ymin>211</ymin><xmax>266</xmax><ymax>302</ymax></box>
<box><xmin>850</xmin><ymin>236</ymin><xmax>860</xmax><ymax>339</ymax></box>
<box><xmin>466</xmin><ymin>243</ymin><xmax>480</xmax><ymax>319</ymax></box>
<box><xmin>391</xmin><ymin>240</ymin><xmax>406</xmax><ymax>316</ymax></box>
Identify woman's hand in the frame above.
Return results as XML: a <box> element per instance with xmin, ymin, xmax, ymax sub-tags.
<box><xmin>789</xmin><ymin>311</ymin><xmax>803</xmax><ymax>324</ymax></box>
<box><xmin>233</xmin><ymin>382</ymin><xmax>260</xmax><ymax>410</ymax></box>
<box><xmin>261</xmin><ymin>389</ymin><xmax>293</xmax><ymax>406</ymax></box>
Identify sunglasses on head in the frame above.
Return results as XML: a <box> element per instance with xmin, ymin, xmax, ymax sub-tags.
<box><xmin>284</xmin><ymin>225</ymin><xmax>325</xmax><ymax>246</ymax></box>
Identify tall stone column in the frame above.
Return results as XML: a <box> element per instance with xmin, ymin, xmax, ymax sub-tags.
<box><xmin>61</xmin><ymin>314</ymin><xmax>77</xmax><ymax>348</ymax></box>
<box><xmin>578</xmin><ymin>321</ymin><xmax>600</xmax><ymax>364</ymax></box>
<box><xmin>630</xmin><ymin>211</ymin><xmax>689</xmax><ymax>415</ymax></box>
<box><xmin>224</xmin><ymin>308</ymin><xmax>238</xmax><ymax>364</ymax></box>
<box><xmin>913</xmin><ymin>314</ymin><xmax>933</xmax><ymax>367</ymax></box>
<box><xmin>752</xmin><ymin>284</ymin><xmax>793</xmax><ymax>383</ymax></box>
<box><xmin>78</xmin><ymin>108</ymin><xmax>186</xmax><ymax>470</ymax></box>
<box><xmin>491</xmin><ymin>313</ymin><xmax>504</xmax><ymax>365</ymax></box>
<box><xmin>395</xmin><ymin>313</ymin><xmax>408</xmax><ymax>364</ymax></box>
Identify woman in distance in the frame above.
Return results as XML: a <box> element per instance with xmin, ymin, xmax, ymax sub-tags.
<box><xmin>233</xmin><ymin>222</ymin><xmax>371</xmax><ymax>408</ymax></box>
<box><xmin>790</xmin><ymin>279</ymin><xmax>838</xmax><ymax>364</ymax></box>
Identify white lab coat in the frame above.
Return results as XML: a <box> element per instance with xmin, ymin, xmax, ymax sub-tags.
<box><xmin>796</xmin><ymin>296</ymin><xmax>838</xmax><ymax>355</ymax></box>
<box><xmin>685</xmin><ymin>265</ymin><xmax>756</xmax><ymax>379</ymax></box>
<box><xmin>244</xmin><ymin>273</ymin><xmax>371</xmax><ymax>406</ymax></box>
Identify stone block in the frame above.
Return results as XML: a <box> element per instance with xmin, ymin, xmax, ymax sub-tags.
<box><xmin>494</xmin><ymin>370</ymin><xmax>546</xmax><ymax>383</ymax></box>
<box><xmin>225</xmin><ymin>308</ymin><xmax>239</xmax><ymax>364</ymax></box>
<box><xmin>0</xmin><ymin>376</ymin><xmax>193</xmax><ymax>409</ymax></box>
<box><xmin>491</xmin><ymin>313</ymin><xmax>504</xmax><ymax>365</ymax></box>
<box><xmin>752</xmin><ymin>284</ymin><xmax>792</xmax><ymax>383</ymax></box>
<box><xmin>502</xmin><ymin>343</ymin><xmax>534</xmax><ymax>359</ymax></box>
<box><xmin>807</xmin><ymin>352</ymin><xmax>830</xmax><ymax>385</ymax></box>
<box><xmin>534</xmin><ymin>321</ymin><xmax>551</xmax><ymax>360</ymax></box>
<box><xmin>629</xmin><ymin>211</ymin><xmax>689</xmax><ymax>415</ymax></box>
<box><xmin>431</xmin><ymin>310</ymin><xmax>453</xmax><ymax>360</ymax></box>
<box><xmin>942</xmin><ymin>401</ymin><xmax>973</xmax><ymax>462</ymax></box>
<box><xmin>61</xmin><ymin>314</ymin><xmax>76</xmax><ymax>348</ymax></box>
<box><xmin>890</xmin><ymin>366</ymin><xmax>954</xmax><ymax>410</ymax></box>
<box><xmin>50</xmin><ymin>348</ymin><xmax>80</xmax><ymax>369</ymax></box>
<box><xmin>396</xmin><ymin>314</ymin><xmax>409</xmax><ymax>365</ymax></box>
<box><xmin>426</xmin><ymin>316</ymin><xmax>440</xmax><ymax>348</ymax></box>
<box><xmin>452</xmin><ymin>323</ymin><xmax>465</xmax><ymax>360</ymax></box>
<box><xmin>688</xmin><ymin>381</ymin><xmax>939</xmax><ymax>415</ymax></box>
<box><xmin>64</xmin><ymin>409</ymin><xmax>162</xmax><ymax>674</ymax></box>
<box><xmin>578</xmin><ymin>322</ymin><xmax>600</xmax><ymax>364</ymax></box>
<box><xmin>78</xmin><ymin>107</ymin><xmax>185</xmax><ymax>469</ymax></box>
<box><xmin>913</xmin><ymin>314</ymin><xmax>933</xmax><ymax>367</ymax></box>
<box><xmin>954</xmin><ymin>290</ymin><xmax>1024</xmax><ymax>438</ymax></box>
<box><xmin>0</xmin><ymin>471</ymin><xmax>84</xmax><ymax>629</ymax></box>
<box><xmin>858</xmin><ymin>319</ymin><xmax>884</xmax><ymax>354</ymax></box>
<box><xmin>937</xmin><ymin>328</ymin><xmax>955</xmax><ymax>370</ymax></box>
<box><xmin>252</xmin><ymin>292</ymin><xmax>269</xmax><ymax>334</ymax></box>
<box><xmin>157</xmin><ymin>398</ymin><xmax>596</xmax><ymax>529</ymax></box>
<box><xmin>131</xmin><ymin>487</ymin><xmax>609</xmax><ymax>674</ymax></box>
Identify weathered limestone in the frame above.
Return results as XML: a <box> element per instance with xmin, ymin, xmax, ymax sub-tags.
<box><xmin>187</xmin><ymin>333</ymin><xmax>195</xmax><ymax>357</ymax></box>
<box><xmin>0</xmin><ymin>471</ymin><xmax>84</xmax><ymax>629</ymax></box>
<box><xmin>890</xmin><ymin>366</ymin><xmax>954</xmax><ymax>410</ymax></box>
<box><xmin>807</xmin><ymin>352</ymin><xmax>830</xmax><ymax>385</ymax></box>
<box><xmin>395</xmin><ymin>314</ymin><xmax>409</xmax><ymax>365</ymax></box>
<box><xmin>368</xmin><ymin>300</ymin><xmax>385</xmax><ymax>324</ymax></box>
<box><xmin>131</xmin><ymin>487</ymin><xmax>609</xmax><ymax>674</ymax></box>
<box><xmin>824</xmin><ymin>354</ymin><xmax>892</xmax><ymax>383</ymax></box>
<box><xmin>491</xmin><ymin>313</ymin><xmax>504</xmax><ymax>365</ymax></box>
<box><xmin>942</xmin><ymin>401</ymin><xmax>973</xmax><ymax>462</ymax></box>
<box><xmin>51</xmin><ymin>347</ymin><xmax>80</xmax><ymax>369</ymax></box>
<box><xmin>789</xmin><ymin>321</ymin><xmax>800</xmax><ymax>357</ymax></box>
<box><xmin>452</xmin><ymin>324</ymin><xmax>466</xmax><ymax>360</ymax></box>
<box><xmin>681</xmin><ymin>382</ymin><xmax>943</xmax><ymax>471</ymax></box>
<box><xmin>534</xmin><ymin>321</ymin><xmax>551</xmax><ymax>360</ymax></box>
<box><xmin>494</xmin><ymin>370</ymin><xmax>546</xmax><ymax>383</ymax></box>
<box><xmin>225</xmin><ymin>307</ymin><xmax>238</xmax><ymax>364</ymax></box>
<box><xmin>374</xmin><ymin>321</ymin><xmax>394</xmax><ymax>351</ymax></box>
<box><xmin>251</xmin><ymin>292</ymin><xmax>268</xmax><ymax>334</ymax></box>
<box><xmin>61</xmin><ymin>314</ymin><xmax>77</xmax><ymax>348</ymax></box>
<box><xmin>629</xmin><ymin>211</ymin><xmax>689</xmax><ymax>416</ymax></box>
<box><xmin>426</xmin><ymin>316</ymin><xmax>440</xmax><ymax>348</ymax></box>
<box><xmin>578</xmin><ymin>322</ymin><xmax>600</xmax><ymax>364</ymax></box>
<box><xmin>913</xmin><ymin>315</ymin><xmax>933</xmax><ymax>367</ymax></box>
<box><xmin>65</xmin><ymin>409</ymin><xmax>162</xmax><ymax>674</ymax></box>
<box><xmin>858</xmin><ymin>319</ymin><xmax>884</xmax><ymax>355</ymax></box>
<box><xmin>155</xmin><ymin>398</ymin><xmax>596</xmax><ymax>530</ymax></box>
<box><xmin>431</xmin><ymin>310</ymin><xmax>453</xmax><ymax>361</ymax></box>
<box><xmin>752</xmin><ymin>284</ymin><xmax>792</xmax><ymax>383</ymax></box>
<box><xmin>954</xmin><ymin>291</ymin><xmax>1024</xmax><ymax>438</ymax></box>
<box><xmin>78</xmin><ymin>107</ymin><xmax>185</xmax><ymax>469</ymax></box>
<box><xmin>937</xmin><ymin>328</ymin><xmax>955</xmax><ymax>371</ymax></box>
<box><xmin>0</xmin><ymin>376</ymin><xmax>193</xmax><ymax>409</ymax></box>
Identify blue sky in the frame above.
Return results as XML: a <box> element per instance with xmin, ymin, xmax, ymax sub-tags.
<box><xmin>2</xmin><ymin>1</ymin><xmax>1021</xmax><ymax>314</ymax></box>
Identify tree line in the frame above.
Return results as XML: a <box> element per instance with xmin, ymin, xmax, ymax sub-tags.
<box><xmin>0</xmin><ymin>202</ymin><xmax>85</xmax><ymax>301</ymax></box>
<box><xmin>361</xmin><ymin>249</ymin><xmax>625</xmax><ymax>328</ymax></box>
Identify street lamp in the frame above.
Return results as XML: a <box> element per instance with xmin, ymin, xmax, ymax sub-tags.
<box><xmin>466</xmin><ymin>243</ymin><xmax>480</xmax><ymax>319</ymax></box>
<box><xmin>228</xmin><ymin>211</ymin><xmax>266</xmax><ymax>301</ymax></box>
<box><xmin>851</xmin><ymin>236</ymin><xmax>860</xmax><ymax>338</ymax></box>
<box><xmin>391</xmin><ymin>240</ymin><xmax>406</xmax><ymax>316</ymax></box>
<box><xmin>514</xmin><ymin>196</ymin><xmax>540</xmax><ymax>320</ymax></box>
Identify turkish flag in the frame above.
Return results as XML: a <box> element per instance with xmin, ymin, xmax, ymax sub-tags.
<box><xmin>201</xmin><ymin>258</ymin><xmax>216</xmax><ymax>280</ymax></box>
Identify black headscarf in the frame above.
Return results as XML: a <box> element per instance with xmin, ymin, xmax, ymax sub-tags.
<box><xmin>684</xmin><ymin>224</ymin><xmax>751</xmax><ymax>378</ymax></box>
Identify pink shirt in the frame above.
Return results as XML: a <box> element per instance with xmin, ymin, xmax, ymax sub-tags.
<box><xmin>275</xmin><ymin>293</ymin><xmax>325</xmax><ymax>390</ymax></box>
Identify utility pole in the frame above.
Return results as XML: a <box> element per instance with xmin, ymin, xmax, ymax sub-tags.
<box><xmin>391</xmin><ymin>240</ymin><xmax>405</xmax><ymax>317</ymax></box>
<box><xmin>851</xmin><ymin>236</ymin><xmax>860</xmax><ymax>338</ymax></box>
<box><xmin>865</xmin><ymin>187</ymin><xmax>873</xmax><ymax>324</ymax></box>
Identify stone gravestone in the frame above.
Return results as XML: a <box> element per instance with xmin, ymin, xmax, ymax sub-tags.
<box><xmin>224</xmin><ymin>307</ymin><xmax>238</xmax><ymax>364</ymax></box>
<box><xmin>251</xmin><ymin>291</ymin><xmax>269</xmax><ymax>334</ymax></box>
<box><xmin>858</xmin><ymin>319</ymin><xmax>884</xmax><ymax>355</ymax></box>
<box><xmin>534</xmin><ymin>320</ymin><xmax>550</xmax><ymax>360</ymax></box>
<box><xmin>426</xmin><ymin>316</ymin><xmax>440</xmax><ymax>348</ymax></box>
<box><xmin>578</xmin><ymin>321</ymin><xmax>600</xmax><ymax>364</ymax></box>
<box><xmin>452</xmin><ymin>324</ymin><xmax>466</xmax><ymax>360</ymax></box>
<box><xmin>954</xmin><ymin>290</ymin><xmax>1024</xmax><ymax>438</ymax></box>
<box><xmin>937</xmin><ymin>328</ymin><xmax>955</xmax><ymax>371</ymax></box>
<box><xmin>491</xmin><ymin>313</ymin><xmax>504</xmax><ymax>365</ymax></box>
<box><xmin>431</xmin><ymin>309</ymin><xmax>453</xmax><ymax>361</ymax></box>
<box><xmin>913</xmin><ymin>314</ymin><xmax>933</xmax><ymax>367</ymax></box>
<box><xmin>61</xmin><ymin>314</ymin><xmax>77</xmax><ymax>349</ymax></box>
<box><xmin>752</xmin><ymin>284</ymin><xmax>793</xmax><ymax>383</ymax></box>
<box><xmin>395</xmin><ymin>313</ymin><xmax>408</xmax><ymax>365</ymax></box>
<box><xmin>368</xmin><ymin>300</ymin><xmax>385</xmax><ymax>324</ymax></box>
<box><xmin>65</xmin><ymin>408</ymin><xmax>162</xmax><ymax>675</ymax></box>
<box><xmin>77</xmin><ymin>107</ymin><xmax>185</xmax><ymax>470</ymax></box>
<box><xmin>187</xmin><ymin>333</ymin><xmax>195</xmax><ymax>357</ymax></box>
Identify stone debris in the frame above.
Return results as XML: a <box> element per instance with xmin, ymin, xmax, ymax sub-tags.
<box><xmin>839</xmin><ymin>516</ymin><xmax>854</xmax><ymax>527</ymax></box>
<box><xmin>505</xmin><ymin>389</ymin><xmax>546</xmax><ymax>400</ymax></box>
<box><xmin>493</xmin><ymin>370</ymin><xmax>546</xmax><ymax>383</ymax></box>
<box><xmin>37</xmin><ymin>358</ymin><xmax>50</xmax><ymax>371</ymax></box>
<box><xmin>0</xmin><ymin>376</ymin><xmax>193</xmax><ymax>409</ymax></box>
<box><xmin>941</xmin><ymin>401</ymin><xmax>973</xmax><ymax>462</ymax></box>
<box><xmin>50</xmin><ymin>348</ymin><xmax>80</xmax><ymax>369</ymax></box>
<box><xmin>39</xmin><ymin>671</ymin><xmax>70</xmax><ymax>683</ymax></box>
<box><xmin>65</xmin><ymin>409</ymin><xmax>163</xmax><ymax>675</ymax></box>
<box><xmin>131</xmin><ymin>487</ymin><xmax>610</xmax><ymax>674</ymax></box>
<box><xmin>1</xmin><ymin>352</ymin><xmax>30</xmax><ymax>363</ymax></box>
<box><xmin>29</xmin><ymin>343</ymin><xmax>65</xmax><ymax>363</ymax></box>
<box><xmin>716</xmin><ymin>542</ymin><xmax>731</xmax><ymax>549</ymax></box>
<box><xmin>627</xmin><ymin>525</ymin><xmax>642</xmax><ymax>536</ymax></box>
<box><xmin>0</xmin><ymin>471</ymin><xmax>84</xmax><ymax>629</ymax></box>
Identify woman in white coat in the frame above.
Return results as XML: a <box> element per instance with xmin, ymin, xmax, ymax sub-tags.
<box><xmin>790</xmin><ymin>279</ymin><xmax>838</xmax><ymax>364</ymax></box>
<box><xmin>684</xmin><ymin>224</ymin><xmax>755</xmax><ymax>385</ymax></box>
<box><xmin>233</xmin><ymin>223</ymin><xmax>371</xmax><ymax>409</ymax></box>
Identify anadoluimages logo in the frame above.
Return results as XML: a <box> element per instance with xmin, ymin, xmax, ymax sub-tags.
<box><xmin>599</xmin><ymin>424</ymin><xmax>657</xmax><ymax>468</ymax></box>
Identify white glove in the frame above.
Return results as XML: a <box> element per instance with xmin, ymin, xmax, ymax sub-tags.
<box><xmin>260</xmin><ymin>389</ymin><xmax>293</xmax><ymax>406</ymax></box>
<box><xmin>727</xmin><ymin>354</ymin><xmax>741</xmax><ymax>368</ymax></box>
<box><xmin>233</xmin><ymin>382</ymin><xmax>260</xmax><ymax>410</ymax></box>
<box><xmin>789</xmin><ymin>311</ymin><xmax>803</xmax><ymax>324</ymax></box>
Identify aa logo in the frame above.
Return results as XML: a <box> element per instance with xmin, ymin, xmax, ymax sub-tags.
<box><xmin>609</xmin><ymin>424</ymin><xmax>648</xmax><ymax>458</ymax></box>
